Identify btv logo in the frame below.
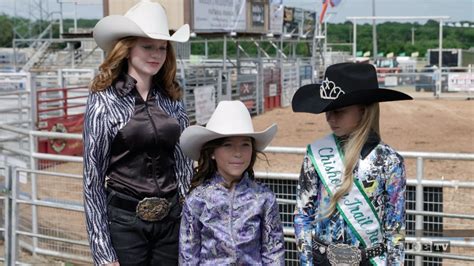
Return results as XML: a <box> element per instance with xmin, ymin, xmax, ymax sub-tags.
<box><xmin>421</xmin><ymin>241</ymin><xmax>451</xmax><ymax>252</ymax></box>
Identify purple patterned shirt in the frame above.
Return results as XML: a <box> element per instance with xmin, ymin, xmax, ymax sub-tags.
<box><xmin>179</xmin><ymin>173</ymin><xmax>285</xmax><ymax>265</ymax></box>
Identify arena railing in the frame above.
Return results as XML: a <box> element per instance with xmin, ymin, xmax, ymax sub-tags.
<box><xmin>0</xmin><ymin>124</ymin><xmax>474</xmax><ymax>265</ymax></box>
<box><xmin>257</xmin><ymin>146</ymin><xmax>474</xmax><ymax>265</ymax></box>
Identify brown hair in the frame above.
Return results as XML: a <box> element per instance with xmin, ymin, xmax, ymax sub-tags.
<box><xmin>324</xmin><ymin>103</ymin><xmax>380</xmax><ymax>217</ymax></box>
<box><xmin>90</xmin><ymin>37</ymin><xmax>182</xmax><ymax>100</ymax></box>
<box><xmin>189</xmin><ymin>137</ymin><xmax>262</xmax><ymax>193</ymax></box>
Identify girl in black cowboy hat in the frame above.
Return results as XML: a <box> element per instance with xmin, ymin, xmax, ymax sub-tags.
<box><xmin>83</xmin><ymin>1</ymin><xmax>191</xmax><ymax>265</ymax></box>
<box><xmin>292</xmin><ymin>62</ymin><xmax>412</xmax><ymax>266</ymax></box>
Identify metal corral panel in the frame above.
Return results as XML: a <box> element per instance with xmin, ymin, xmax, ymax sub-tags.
<box><xmin>281</xmin><ymin>61</ymin><xmax>299</xmax><ymax>107</ymax></box>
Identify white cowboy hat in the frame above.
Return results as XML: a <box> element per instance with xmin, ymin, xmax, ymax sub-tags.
<box><xmin>93</xmin><ymin>0</ymin><xmax>190</xmax><ymax>53</ymax></box>
<box><xmin>180</xmin><ymin>101</ymin><xmax>278</xmax><ymax>161</ymax></box>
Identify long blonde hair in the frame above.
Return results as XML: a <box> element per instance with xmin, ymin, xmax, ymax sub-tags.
<box><xmin>90</xmin><ymin>37</ymin><xmax>182</xmax><ymax>100</ymax></box>
<box><xmin>324</xmin><ymin>103</ymin><xmax>380</xmax><ymax>217</ymax></box>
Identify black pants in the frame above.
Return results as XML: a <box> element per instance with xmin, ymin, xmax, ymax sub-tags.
<box><xmin>106</xmin><ymin>193</ymin><xmax>181</xmax><ymax>266</ymax></box>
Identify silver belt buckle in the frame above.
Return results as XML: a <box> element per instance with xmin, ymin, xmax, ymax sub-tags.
<box><xmin>136</xmin><ymin>197</ymin><xmax>170</xmax><ymax>222</ymax></box>
<box><xmin>326</xmin><ymin>243</ymin><xmax>362</xmax><ymax>266</ymax></box>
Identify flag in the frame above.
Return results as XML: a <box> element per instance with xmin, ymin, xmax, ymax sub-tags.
<box><xmin>330</xmin><ymin>0</ymin><xmax>342</xmax><ymax>7</ymax></box>
<box><xmin>320</xmin><ymin>0</ymin><xmax>342</xmax><ymax>23</ymax></box>
<box><xmin>319</xmin><ymin>0</ymin><xmax>329</xmax><ymax>23</ymax></box>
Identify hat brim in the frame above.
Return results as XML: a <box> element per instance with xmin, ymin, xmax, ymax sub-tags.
<box><xmin>93</xmin><ymin>15</ymin><xmax>190</xmax><ymax>52</ymax></box>
<box><xmin>292</xmin><ymin>83</ymin><xmax>413</xmax><ymax>114</ymax></box>
<box><xmin>180</xmin><ymin>123</ymin><xmax>278</xmax><ymax>161</ymax></box>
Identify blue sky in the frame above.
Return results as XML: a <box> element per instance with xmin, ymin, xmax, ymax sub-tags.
<box><xmin>1</xmin><ymin>0</ymin><xmax>473</xmax><ymax>23</ymax></box>
<box><xmin>284</xmin><ymin>0</ymin><xmax>474</xmax><ymax>23</ymax></box>
<box><xmin>0</xmin><ymin>0</ymin><xmax>102</xmax><ymax>19</ymax></box>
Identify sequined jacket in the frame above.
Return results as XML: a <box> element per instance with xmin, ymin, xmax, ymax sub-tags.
<box><xmin>294</xmin><ymin>136</ymin><xmax>406</xmax><ymax>265</ymax></box>
<box><xmin>179</xmin><ymin>173</ymin><xmax>285</xmax><ymax>265</ymax></box>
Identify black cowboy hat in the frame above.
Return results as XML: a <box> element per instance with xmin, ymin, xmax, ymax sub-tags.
<box><xmin>291</xmin><ymin>62</ymin><xmax>413</xmax><ymax>114</ymax></box>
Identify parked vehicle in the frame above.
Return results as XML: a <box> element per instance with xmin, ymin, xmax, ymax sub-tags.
<box><xmin>415</xmin><ymin>65</ymin><xmax>448</xmax><ymax>92</ymax></box>
<box><xmin>374</xmin><ymin>57</ymin><xmax>401</xmax><ymax>84</ymax></box>
<box><xmin>427</xmin><ymin>48</ymin><xmax>474</xmax><ymax>67</ymax></box>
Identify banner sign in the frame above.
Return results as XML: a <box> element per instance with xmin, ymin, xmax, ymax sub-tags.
<box><xmin>448</xmin><ymin>73</ymin><xmax>474</xmax><ymax>92</ymax></box>
<box><xmin>194</xmin><ymin>85</ymin><xmax>216</xmax><ymax>125</ymax></box>
<box><xmin>193</xmin><ymin>0</ymin><xmax>246</xmax><ymax>31</ymax></box>
<box><xmin>269</xmin><ymin>4</ymin><xmax>284</xmax><ymax>33</ymax></box>
<box><xmin>251</xmin><ymin>3</ymin><xmax>265</xmax><ymax>27</ymax></box>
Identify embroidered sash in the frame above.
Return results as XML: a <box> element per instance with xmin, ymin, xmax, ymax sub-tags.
<box><xmin>308</xmin><ymin>134</ymin><xmax>385</xmax><ymax>265</ymax></box>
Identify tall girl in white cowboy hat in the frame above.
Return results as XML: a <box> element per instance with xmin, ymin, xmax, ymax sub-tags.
<box><xmin>178</xmin><ymin>100</ymin><xmax>285</xmax><ymax>265</ymax></box>
<box><xmin>83</xmin><ymin>1</ymin><xmax>192</xmax><ymax>265</ymax></box>
<box><xmin>292</xmin><ymin>62</ymin><xmax>412</xmax><ymax>266</ymax></box>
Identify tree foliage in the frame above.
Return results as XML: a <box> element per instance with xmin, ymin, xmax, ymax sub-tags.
<box><xmin>0</xmin><ymin>13</ymin><xmax>472</xmax><ymax>59</ymax></box>
<box><xmin>0</xmin><ymin>14</ymin><xmax>99</xmax><ymax>47</ymax></box>
<box><xmin>0</xmin><ymin>15</ymin><xmax>14</xmax><ymax>47</ymax></box>
<box><xmin>327</xmin><ymin>20</ymin><xmax>474</xmax><ymax>57</ymax></box>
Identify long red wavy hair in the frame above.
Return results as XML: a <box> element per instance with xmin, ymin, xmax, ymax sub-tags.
<box><xmin>90</xmin><ymin>37</ymin><xmax>182</xmax><ymax>100</ymax></box>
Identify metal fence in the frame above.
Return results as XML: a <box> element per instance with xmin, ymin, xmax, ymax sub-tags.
<box><xmin>256</xmin><ymin>147</ymin><xmax>474</xmax><ymax>266</ymax></box>
<box><xmin>0</xmin><ymin>63</ymin><xmax>473</xmax><ymax>265</ymax></box>
<box><xmin>0</xmin><ymin>124</ymin><xmax>473</xmax><ymax>265</ymax></box>
<box><xmin>375</xmin><ymin>66</ymin><xmax>473</xmax><ymax>99</ymax></box>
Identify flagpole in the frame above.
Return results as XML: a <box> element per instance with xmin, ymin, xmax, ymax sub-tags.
<box><xmin>372</xmin><ymin>0</ymin><xmax>378</xmax><ymax>61</ymax></box>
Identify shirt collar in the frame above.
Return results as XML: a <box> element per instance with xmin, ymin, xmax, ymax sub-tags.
<box><xmin>361</xmin><ymin>131</ymin><xmax>381</xmax><ymax>159</ymax></box>
<box><xmin>336</xmin><ymin>131</ymin><xmax>381</xmax><ymax>159</ymax></box>
<box><xmin>114</xmin><ymin>73</ymin><xmax>137</xmax><ymax>97</ymax></box>
<box><xmin>210</xmin><ymin>172</ymin><xmax>250</xmax><ymax>189</ymax></box>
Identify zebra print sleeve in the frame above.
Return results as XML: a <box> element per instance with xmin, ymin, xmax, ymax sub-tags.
<box><xmin>82</xmin><ymin>91</ymin><xmax>118</xmax><ymax>265</ymax></box>
<box><xmin>172</xmin><ymin>99</ymin><xmax>193</xmax><ymax>197</ymax></box>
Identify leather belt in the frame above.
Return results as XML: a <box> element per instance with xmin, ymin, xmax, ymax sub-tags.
<box><xmin>106</xmin><ymin>188</ymin><xmax>175</xmax><ymax>222</ymax></box>
<box><xmin>312</xmin><ymin>236</ymin><xmax>386</xmax><ymax>265</ymax></box>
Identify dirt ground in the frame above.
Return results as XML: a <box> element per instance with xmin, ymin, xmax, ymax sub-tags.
<box><xmin>252</xmin><ymin>97</ymin><xmax>474</xmax><ymax>181</ymax></box>
<box><xmin>8</xmin><ymin>96</ymin><xmax>474</xmax><ymax>265</ymax></box>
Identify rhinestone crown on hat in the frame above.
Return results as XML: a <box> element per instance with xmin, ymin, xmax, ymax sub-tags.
<box><xmin>320</xmin><ymin>78</ymin><xmax>345</xmax><ymax>100</ymax></box>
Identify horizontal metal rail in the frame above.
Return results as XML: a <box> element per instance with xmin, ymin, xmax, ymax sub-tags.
<box><xmin>265</xmin><ymin>146</ymin><xmax>474</xmax><ymax>160</ymax></box>
<box><xmin>16</xmin><ymin>230</ymin><xmax>88</xmax><ymax>246</ymax></box>
<box><xmin>405</xmin><ymin>251</ymin><xmax>474</xmax><ymax>261</ymax></box>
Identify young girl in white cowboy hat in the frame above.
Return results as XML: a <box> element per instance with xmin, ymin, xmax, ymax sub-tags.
<box><xmin>83</xmin><ymin>1</ymin><xmax>192</xmax><ymax>265</ymax></box>
<box><xmin>292</xmin><ymin>62</ymin><xmax>412</xmax><ymax>266</ymax></box>
<box><xmin>178</xmin><ymin>100</ymin><xmax>285</xmax><ymax>265</ymax></box>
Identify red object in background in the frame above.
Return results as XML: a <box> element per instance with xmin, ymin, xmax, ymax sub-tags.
<box><xmin>37</xmin><ymin>114</ymin><xmax>84</xmax><ymax>156</ymax></box>
<box><xmin>263</xmin><ymin>67</ymin><xmax>282</xmax><ymax>111</ymax></box>
<box><xmin>36</xmin><ymin>86</ymin><xmax>88</xmax><ymax>157</ymax></box>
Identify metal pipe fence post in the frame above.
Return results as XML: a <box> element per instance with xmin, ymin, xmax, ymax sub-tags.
<box><xmin>217</xmin><ymin>69</ymin><xmax>223</xmax><ymax>102</ymax></box>
<box><xmin>5</xmin><ymin>166</ymin><xmax>13</xmax><ymax>266</ymax></box>
<box><xmin>352</xmin><ymin>19</ymin><xmax>357</xmax><ymax>59</ymax></box>
<box><xmin>415</xmin><ymin>156</ymin><xmax>424</xmax><ymax>266</ymax></box>
<box><xmin>256</xmin><ymin>61</ymin><xmax>262</xmax><ymax>115</ymax></box>
<box><xmin>436</xmin><ymin>20</ymin><xmax>444</xmax><ymax>97</ymax></box>
<box><xmin>28</xmin><ymin>133</ymin><xmax>39</xmax><ymax>255</ymax></box>
<box><xmin>10</xmin><ymin>166</ymin><xmax>18</xmax><ymax>265</ymax></box>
